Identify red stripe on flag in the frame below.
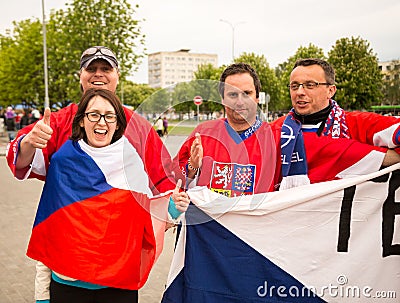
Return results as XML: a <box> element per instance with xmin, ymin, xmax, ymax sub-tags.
<box><xmin>28</xmin><ymin>188</ymin><xmax>168</xmax><ymax>290</ymax></box>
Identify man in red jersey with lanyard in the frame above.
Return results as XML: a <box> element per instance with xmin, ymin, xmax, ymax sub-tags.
<box><xmin>270</xmin><ymin>58</ymin><xmax>400</xmax><ymax>189</ymax></box>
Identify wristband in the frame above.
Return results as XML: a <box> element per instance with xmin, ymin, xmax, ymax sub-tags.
<box><xmin>187</xmin><ymin>158</ymin><xmax>199</xmax><ymax>171</ymax></box>
<box><xmin>168</xmin><ymin>196</ymin><xmax>182</xmax><ymax>219</ymax></box>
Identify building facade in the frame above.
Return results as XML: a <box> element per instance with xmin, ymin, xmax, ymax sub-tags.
<box><xmin>379</xmin><ymin>60</ymin><xmax>400</xmax><ymax>81</ymax></box>
<box><xmin>148</xmin><ymin>49</ymin><xmax>218</xmax><ymax>88</ymax></box>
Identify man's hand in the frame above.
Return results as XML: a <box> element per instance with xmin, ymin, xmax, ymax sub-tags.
<box><xmin>382</xmin><ymin>149</ymin><xmax>400</xmax><ymax>167</ymax></box>
<box><xmin>189</xmin><ymin>132</ymin><xmax>203</xmax><ymax>171</ymax></box>
<box><xmin>16</xmin><ymin>108</ymin><xmax>53</xmax><ymax>170</ymax></box>
<box><xmin>25</xmin><ymin>107</ymin><xmax>53</xmax><ymax>149</ymax></box>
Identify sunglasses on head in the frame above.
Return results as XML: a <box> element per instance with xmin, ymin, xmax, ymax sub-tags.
<box><xmin>81</xmin><ymin>46</ymin><xmax>116</xmax><ymax>60</ymax></box>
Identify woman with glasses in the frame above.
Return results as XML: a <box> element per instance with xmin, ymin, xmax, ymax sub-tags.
<box><xmin>28</xmin><ymin>88</ymin><xmax>189</xmax><ymax>303</ymax></box>
<box><xmin>6</xmin><ymin>47</ymin><xmax>187</xmax><ymax>302</ymax></box>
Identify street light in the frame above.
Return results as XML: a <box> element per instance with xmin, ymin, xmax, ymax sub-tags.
<box><xmin>219</xmin><ymin>19</ymin><xmax>246</xmax><ymax>61</ymax></box>
<box><xmin>41</xmin><ymin>0</ymin><xmax>49</xmax><ymax>109</ymax></box>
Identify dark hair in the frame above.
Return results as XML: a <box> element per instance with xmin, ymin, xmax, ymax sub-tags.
<box><xmin>293</xmin><ymin>58</ymin><xmax>335</xmax><ymax>84</ymax></box>
<box><xmin>218</xmin><ymin>62</ymin><xmax>261</xmax><ymax>98</ymax></box>
<box><xmin>70</xmin><ymin>88</ymin><xmax>127</xmax><ymax>143</ymax></box>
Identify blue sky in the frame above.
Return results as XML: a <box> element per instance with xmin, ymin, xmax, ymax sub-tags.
<box><xmin>1</xmin><ymin>0</ymin><xmax>399</xmax><ymax>84</ymax></box>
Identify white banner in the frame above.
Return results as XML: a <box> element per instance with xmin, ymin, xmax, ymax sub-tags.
<box><xmin>164</xmin><ymin>164</ymin><xmax>400</xmax><ymax>303</ymax></box>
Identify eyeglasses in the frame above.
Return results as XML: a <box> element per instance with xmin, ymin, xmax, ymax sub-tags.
<box><xmin>81</xmin><ymin>46</ymin><xmax>116</xmax><ymax>60</ymax></box>
<box><xmin>85</xmin><ymin>112</ymin><xmax>117</xmax><ymax>123</ymax></box>
<box><xmin>288</xmin><ymin>81</ymin><xmax>331</xmax><ymax>91</ymax></box>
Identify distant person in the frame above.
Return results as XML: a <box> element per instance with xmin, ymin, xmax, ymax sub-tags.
<box><xmin>30</xmin><ymin>108</ymin><xmax>41</xmax><ymax>124</ymax></box>
<box><xmin>5</xmin><ymin>106</ymin><xmax>16</xmax><ymax>141</ymax></box>
<box><xmin>163</xmin><ymin>116</ymin><xmax>169</xmax><ymax>136</ymax></box>
<box><xmin>155</xmin><ymin>116</ymin><xmax>164</xmax><ymax>137</ymax></box>
<box><xmin>20</xmin><ymin>110</ymin><xmax>30</xmax><ymax>129</ymax></box>
<box><xmin>0</xmin><ymin>114</ymin><xmax>4</xmax><ymax>137</ymax></box>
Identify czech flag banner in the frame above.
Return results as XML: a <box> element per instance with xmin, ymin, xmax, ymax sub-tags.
<box><xmin>163</xmin><ymin>164</ymin><xmax>400</xmax><ymax>302</ymax></box>
<box><xmin>27</xmin><ymin>138</ymin><xmax>169</xmax><ymax>290</ymax></box>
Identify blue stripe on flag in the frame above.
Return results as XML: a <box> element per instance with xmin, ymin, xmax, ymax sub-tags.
<box><xmin>163</xmin><ymin>205</ymin><xmax>326</xmax><ymax>303</ymax></box>
<box><xmin>34</xmin><ymin>140</ymin><xmax>112</xmax><ymax>226</ymax></box>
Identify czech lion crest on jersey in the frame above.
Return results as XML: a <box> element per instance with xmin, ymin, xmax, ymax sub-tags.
<box><xmin>210</xmin><ymin>161</ymin><xmax>256</xmax><ymax>197</ymax></box>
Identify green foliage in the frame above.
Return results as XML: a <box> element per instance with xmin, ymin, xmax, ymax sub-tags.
<box><xmin>328</xmin><ymin>36</ymin><xmax>383</xmax><ymax>110</ymax></box>
<box><xmin>194</xmin><ymin>63</ymin><xmax>224</xmax><ymax>81</ymax></box>
<box><xmin>137</xmin><ymin>87</ymin><xmax>170</xmax><ymax>115</ymax></box>
<box><xmin>0</xmin><ymin>19</ymin><xmax>44</xmax><ymax>108</ymax></box>
<box><xmin>121</xmin><ymin>81</ymin><xmax>157</xmax><ymax>110</ymax></box>
<box><xmin>171</xmin><ymin>79</ymin><xmax>223</xmax><ymax>114</ymax></box>
<box><xmin>234</xmin><ymin>52</ymin><xmax>281</xmax><ymax>111</ymax></box>
<box><xmin>192</xmin><ymin>64</ymin><xmax>226</xmax><ymax>113</ymax></box>
<box><xmin>0</xmin><ymin>10</ymin><xmax>392</xmax><ymax>113</ymax></box>
<box><xmin>0</xmin><ymin>0</ymin><xmax>145</xmax><ymax>108</ymax></box>
<box><xmin>276</xmin><ymin>44</ymin><xmax>326</xmax><ymax>109</ymax></box>
<box><xmin>170</xmin><ymin>82</ymin><xmax>195</xmax><ymax>114</ymax></box>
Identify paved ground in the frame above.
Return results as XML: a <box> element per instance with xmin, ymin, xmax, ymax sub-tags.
<box><xmin>0</xmin><ymin>134</ymin><xmax>10</xmax><ymax>157</ymax></box>
<box><xmin>0</xmin><ymin>134</ymin><xmax>187</xmax><ymax>303</ymax></box>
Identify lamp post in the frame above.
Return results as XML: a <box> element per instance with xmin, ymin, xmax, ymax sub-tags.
<box><xmin>41</xmin><ymin>0</ymin><xmax>49</xmax><ymax>109</ymax></box>
<box><xmin>219</xmin><ymin>19</ymin><xmax>246</xmax><ymax>61</ymax></box>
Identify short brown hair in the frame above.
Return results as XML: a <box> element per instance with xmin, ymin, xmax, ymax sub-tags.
<box><xmin>293</xmin><ymin>58</ymin><xmax>335</xmax><ymax>84</ymax></box>
<box><xmin>70</xmin><ymin>88</ymin><xmax>127</xmax><ymax>143</ymax></box>
<box><xmin>218</xmin><ymin>62</ymin><xmax>261</xmax><ymax>98</ymax></box>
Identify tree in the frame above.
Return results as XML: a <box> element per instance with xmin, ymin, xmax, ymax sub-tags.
<box><xmin>0</xmin><ymin>19</ymin><xmax>44</xmax><ymax>108</ymax></box>
<box><xmin>194</xmin><ymin>63</ymin><xmax>224</xmax><ymax>81</ymax></box>
<box><xmin>137</xmin><ymin>87</ymin><xmax>170</xmax><ymax>115</ymax></box>
<box><xmin>328</xmin><ymin>36</ymin><xmax>383</xmax><ymax>110</ymax></box>
<box><xmin>192</xmin><ymin>64</ymin><xmax>225</xmax><ymax>113</ymax></box>
<box><xmin>169</xmin><ymin>79</ymin><xmax>223</xmax><ymax>116</ymax></box>
<box><xmin>0</xmin><ymin>0</ymin><xmax>145</xmax><ymax>109</ymax></box>
<box><xmin>234</xmin><ymin>52</ymin><xmax>281</xmax><ymax>112</ymax></box>
<box><xmin>276</xmin><ymin>44</ymin><xmax>326</xmax><ymax>109</ymax></box>
<box><xmin>47</xmin><ymin>0</ymin><xmax>145</xmax><ymax>105</ymax></box>
<box><xmin>170</xmin><ymin>82</ymin><xmax>195</xmax><ymax>115</ymax></box>
<box><xmin>121</xmin><ymin>81</ymin><xmax>157</xmax><ymax>110</ymax></box>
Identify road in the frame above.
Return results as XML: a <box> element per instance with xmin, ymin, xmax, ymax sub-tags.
<box><xmin>0</xmin><ymin>135</ymin><xmax>187</xmax><ymax>303</ymax></box>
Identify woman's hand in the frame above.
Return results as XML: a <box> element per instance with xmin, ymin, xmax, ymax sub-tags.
<box><xmin>171</xmin><ymin>179</ymin><xmax>190</xmax><ymax>212</ymax></box>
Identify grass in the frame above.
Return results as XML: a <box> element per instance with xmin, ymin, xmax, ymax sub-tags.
<box><xmin>166</xmin><ymin>125</ymin><xmax>195</xmax><ymax>136</ymax></box>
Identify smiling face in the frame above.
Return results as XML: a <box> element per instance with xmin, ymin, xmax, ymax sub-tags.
<box><xmin>80</xmin><ymin>59</ymin><xmax>119</xmax><ymax>92</ymax></box>
<box><xmin>79</xmin><ymin>95</ymin><xmax>119</xmax><ymax>148</ymax></box>
<box><xmin>289</xmin><ymin>64</ymin><xmax>336</xmax><ymax>116</ymax></box>
<box><xmin>223</xmin><ymin>73</ymin><xmax>259</xmax><ymax>131</ymax></box>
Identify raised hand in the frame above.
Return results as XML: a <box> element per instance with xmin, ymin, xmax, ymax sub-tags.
<box><xmin>189</xmin><ymin>132</ymin><xmax>203</xmax><ymax>169</ymax></box>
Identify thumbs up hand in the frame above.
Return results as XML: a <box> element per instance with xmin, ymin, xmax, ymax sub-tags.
<box><xmin>42</xmin><ymin>107</ymin><xmax>51</xmax><ymax>126</ymax></box>
<box><xmin>26</xmin><ymin>107</ymin><xmax>53</xmax><ymax>149</ymax></box>
<box><xmin>171</xmin><ymin>179</ymin><xmax>190</xmax><ymax>213</ymax></box>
